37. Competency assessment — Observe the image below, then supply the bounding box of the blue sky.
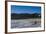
[11,5,41,14]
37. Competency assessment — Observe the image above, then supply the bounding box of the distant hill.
[11,13,41,19]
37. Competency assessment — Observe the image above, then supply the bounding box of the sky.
[11,5,41,14]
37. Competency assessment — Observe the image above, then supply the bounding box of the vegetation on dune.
[11,13,41,19]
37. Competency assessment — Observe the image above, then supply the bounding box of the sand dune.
[11,18,41,28]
